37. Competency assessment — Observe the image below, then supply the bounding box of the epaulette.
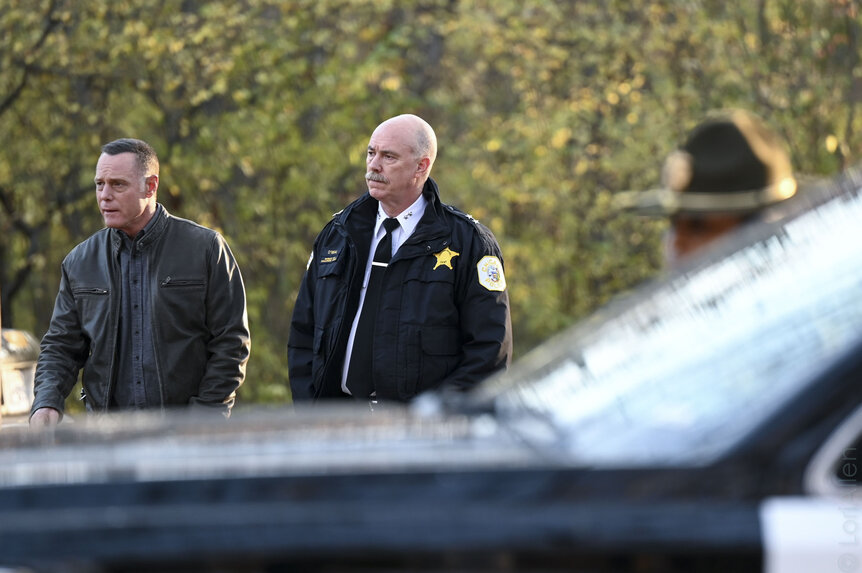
[444,203,480,225]
[443,204,498,253]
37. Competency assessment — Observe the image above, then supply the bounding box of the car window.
[481,169,862,467]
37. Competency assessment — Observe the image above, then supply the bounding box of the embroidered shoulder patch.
[477,256,506,292]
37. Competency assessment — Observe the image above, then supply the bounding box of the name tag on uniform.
[320,249,339,264]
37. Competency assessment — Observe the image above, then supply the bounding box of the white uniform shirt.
[341,194,428,394]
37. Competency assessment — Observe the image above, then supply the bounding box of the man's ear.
[416,157,431,176]
[145,174,159,197]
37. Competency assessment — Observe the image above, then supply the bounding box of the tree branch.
[0,185,35,236]
[0,0,63,117]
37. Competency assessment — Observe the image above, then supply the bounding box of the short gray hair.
[101,138,159,177]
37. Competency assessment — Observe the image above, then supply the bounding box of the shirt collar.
[374,194,428,237]
[116,203,164,246]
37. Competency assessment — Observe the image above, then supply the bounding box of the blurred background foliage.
[1,0,859,406]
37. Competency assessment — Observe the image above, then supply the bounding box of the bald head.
[376,114,437,173]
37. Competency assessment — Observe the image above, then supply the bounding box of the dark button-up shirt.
[113,207,162,409]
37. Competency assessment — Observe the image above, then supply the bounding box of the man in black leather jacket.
[288,114,512,402]
[30,139,250,426]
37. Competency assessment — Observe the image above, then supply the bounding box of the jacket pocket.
[399,259,458,325]
[317,253,346,280]
[403,325,461,398]
[313,255,350,335]
[158,276,207,328]
[72,287,111,333]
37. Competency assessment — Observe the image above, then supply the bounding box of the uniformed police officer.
[288,114,513,403]
[615,109,798,267]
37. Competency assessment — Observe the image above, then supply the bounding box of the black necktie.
[347,217,400,398]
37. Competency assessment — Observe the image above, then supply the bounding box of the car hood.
[0,404,564,488]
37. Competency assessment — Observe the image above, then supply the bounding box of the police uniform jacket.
[288,178,513,402]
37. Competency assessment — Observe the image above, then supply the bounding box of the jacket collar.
[339,178,447,233]
[413,178,450,240]
[110,204,169,254]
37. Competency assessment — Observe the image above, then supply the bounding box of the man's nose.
[367,154,382,171]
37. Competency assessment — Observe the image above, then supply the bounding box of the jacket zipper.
[160,276,204,287]
[149,282,167,411]
[105,265,121,413]
[72,287,109,295]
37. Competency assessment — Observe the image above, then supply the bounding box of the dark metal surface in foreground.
[0,406,766,573]
[0,466,762,572]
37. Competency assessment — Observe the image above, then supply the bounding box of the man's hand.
[29,407,61,429]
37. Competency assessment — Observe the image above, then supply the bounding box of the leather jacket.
[288,178,512,402]
[31,206,250,417]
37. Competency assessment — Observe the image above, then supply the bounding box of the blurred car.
[0,328,39,421]
[0,166,861,573]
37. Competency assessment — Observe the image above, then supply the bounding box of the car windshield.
[478,167,862,467]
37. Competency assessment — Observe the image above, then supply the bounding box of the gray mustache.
[365,172,389,183]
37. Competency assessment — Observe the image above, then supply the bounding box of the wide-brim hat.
[614,110,797,215]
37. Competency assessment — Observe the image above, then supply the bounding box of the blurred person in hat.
[615,110,797,267]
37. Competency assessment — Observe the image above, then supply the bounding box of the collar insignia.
[433,247,460,270]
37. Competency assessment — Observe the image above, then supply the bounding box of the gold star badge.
[433,247,460,270]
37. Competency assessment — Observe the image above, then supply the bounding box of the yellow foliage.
[551,128,572,149]
[381,76,402,91]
